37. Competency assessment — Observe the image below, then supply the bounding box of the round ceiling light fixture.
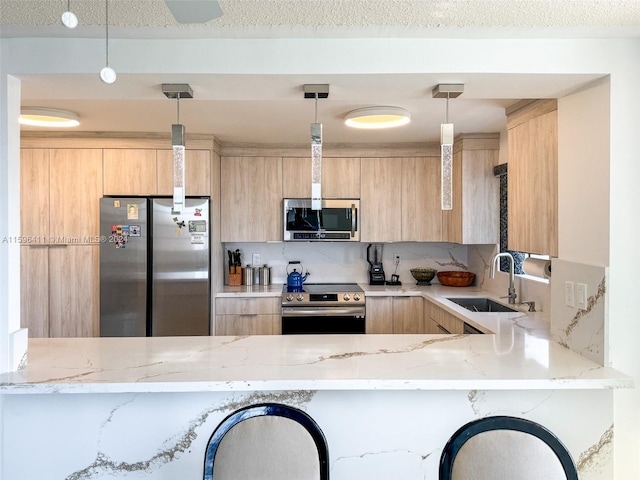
[19,108,80,128]
[344,106,411,129]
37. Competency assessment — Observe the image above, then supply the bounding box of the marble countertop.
[0,283,631,395]
[1,281,632,394]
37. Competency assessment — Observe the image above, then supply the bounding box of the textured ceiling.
[2,1,638,143]
[2,0,640,38]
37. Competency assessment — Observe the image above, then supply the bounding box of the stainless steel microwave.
[283,198,360,241]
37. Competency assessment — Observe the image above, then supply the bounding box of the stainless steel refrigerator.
[100,197,210,336]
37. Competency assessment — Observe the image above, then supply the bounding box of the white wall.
[558,77,610,266]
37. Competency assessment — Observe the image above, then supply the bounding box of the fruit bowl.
[437,271,475,287]
[410,268,437,285]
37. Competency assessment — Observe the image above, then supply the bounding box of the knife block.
[228,266,243,286]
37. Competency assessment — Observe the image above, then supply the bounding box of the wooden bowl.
[410,268,437,285]
[437,271,475,287]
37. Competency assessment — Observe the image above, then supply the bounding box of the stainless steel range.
[281,283,366,334]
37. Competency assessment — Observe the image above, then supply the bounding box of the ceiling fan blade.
[164,0,223,23]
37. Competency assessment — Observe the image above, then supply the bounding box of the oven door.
[281,306,366,334]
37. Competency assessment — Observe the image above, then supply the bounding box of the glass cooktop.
[283,283,363,294]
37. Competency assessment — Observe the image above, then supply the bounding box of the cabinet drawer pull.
[437,324,451,334]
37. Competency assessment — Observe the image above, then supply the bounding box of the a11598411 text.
[1,236,108,244]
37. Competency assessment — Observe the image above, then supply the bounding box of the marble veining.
[435,251,468,271]
[563,276,606,338]
[576,425,613,478]
[550,260,608,365]
[312,335,466,364]
[66,390,316,480]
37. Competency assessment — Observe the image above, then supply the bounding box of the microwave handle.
[351,203,356,238]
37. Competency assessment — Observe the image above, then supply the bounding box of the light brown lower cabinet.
[425,299,464,334]
[366,296,424,334]
[21,244,99,338]
[215,297,281,335]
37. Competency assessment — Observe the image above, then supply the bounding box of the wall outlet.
[252,253,261,266]
[565,281,575,307]
[393,253,401,265]
[576,283,588,309]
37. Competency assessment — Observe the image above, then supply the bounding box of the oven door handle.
[282,307,365,317]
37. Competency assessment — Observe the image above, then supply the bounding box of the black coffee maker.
[367,243,386,285]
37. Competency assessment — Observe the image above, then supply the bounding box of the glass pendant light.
[304,84,329,210]
[433,84,464,211]
[162,84,193,214]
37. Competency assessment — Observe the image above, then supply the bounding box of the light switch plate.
[576,283,588,309]
[565,281,575,307]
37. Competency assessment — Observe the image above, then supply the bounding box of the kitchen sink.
[446,297,518,313]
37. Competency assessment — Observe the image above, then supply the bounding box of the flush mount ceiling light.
[19,108,80,128]
[304,84,329,210]
[344,106,411,129]
[433,84,464,211]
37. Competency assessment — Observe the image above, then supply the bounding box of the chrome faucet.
[490,252,517,304]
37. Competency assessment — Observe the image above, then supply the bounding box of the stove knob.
[286,294,294,302]
[353,294,361,302]
[296,294,304,301]
[343,294,351,301]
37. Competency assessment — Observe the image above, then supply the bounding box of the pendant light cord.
[105,0,110,67]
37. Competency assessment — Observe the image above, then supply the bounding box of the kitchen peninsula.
[1,286,630,480]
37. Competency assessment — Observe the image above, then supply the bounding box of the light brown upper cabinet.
[443,135,500,245]
[401,156,442,242]
[50,149,103,241]
[506,100,558,256]
[282,157,361,198]
[361,156,442,242]
[157,149,211,196]
[103,149,157,195]
[220,156,283,242]
[360,157,403,242]
[21,148,103,242]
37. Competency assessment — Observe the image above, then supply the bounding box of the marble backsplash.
[223,242,470,286]
[549,259,608,366]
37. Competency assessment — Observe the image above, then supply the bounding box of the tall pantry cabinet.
[20,148,102,337]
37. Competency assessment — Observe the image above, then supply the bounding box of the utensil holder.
[228,266,243,286]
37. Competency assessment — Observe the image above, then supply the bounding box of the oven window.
[282,315,365,335]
